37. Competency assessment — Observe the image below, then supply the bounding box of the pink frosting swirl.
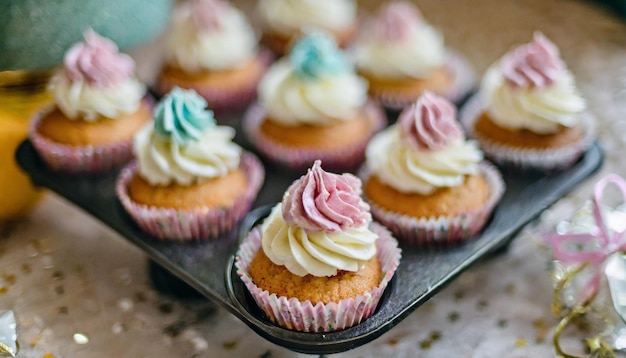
[282,160,371,233]
[64,29,135,88]
[375,1,422,42]
[398,92,463,151]
[191,0,227,32]
[500,32,565,88]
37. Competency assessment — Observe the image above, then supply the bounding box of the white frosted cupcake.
[257,0,358,54]
[157,0,272,113]
[361,92,505,245]
[30,29,151,174]
[116,87,264,240]
[352,1,474,108]
[460,32,594,171]
[235,160,401,332]
[243,32,386,171]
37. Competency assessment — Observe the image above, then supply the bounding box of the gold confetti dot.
[453,290,465,301]
[223,340,238,350]
[448,311,460,322]
[21,264,31,274]
[387,338,399,346]
[3,274,16,285]
[43,353,55,358]
[30,335,41,347]
[515,338,528,347]
[0,286,7,295]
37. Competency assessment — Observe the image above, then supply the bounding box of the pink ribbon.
[545,174,626,302]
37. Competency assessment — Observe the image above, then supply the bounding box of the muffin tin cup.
[234,222,401,333]
[359,162,505,246]
[29,107,137,175]
[243,101,387,172]
[155,49,274,113]
[460,94,596,172]
[369,50,476,110]
[115,151,265,241]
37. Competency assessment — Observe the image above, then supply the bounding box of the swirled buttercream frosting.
[366,93,482,194]
[261,160,378,277]
[135,88,241,186]
[49,29,145,121]
[258,32,368,125]
[354,1,446,80]
[167,0,257,72]
[258,0,356,35]
[481,32,587,134]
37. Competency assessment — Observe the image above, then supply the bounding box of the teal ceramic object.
[0,0,173,71]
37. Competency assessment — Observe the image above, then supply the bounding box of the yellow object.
[0,70,53,221]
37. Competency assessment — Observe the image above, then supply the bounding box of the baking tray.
[16,137,603,355]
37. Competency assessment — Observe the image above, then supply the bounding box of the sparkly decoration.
[73,333,89,345]
[0,311,18,357]
[545,174,626,357]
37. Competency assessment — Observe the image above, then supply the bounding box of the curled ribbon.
[545,173,626,303]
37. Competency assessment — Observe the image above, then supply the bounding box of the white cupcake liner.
[368,50,476,110]
[359,162,505,246]
[235,222,401,332]
[115,152,265,241]
[459,94,596,171]
[29,101,152,175]
[243,101,387,172]
[156,49,274,113]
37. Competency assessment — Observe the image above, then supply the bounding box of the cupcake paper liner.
[459,94,596,172]
[156,49,273,113]
[235,222,401,332]
[360,162,505,246]
[369,50,476,110]
[30,106,140,175]
[243,101,387,172]
[115,152,265,241]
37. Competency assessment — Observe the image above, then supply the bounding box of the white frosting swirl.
[49,73,145,121]
[134,123,242,186]
[167,1,258,73]
[366,126,483,194]
[259,60,368,125]
[258,0,356,35]
[481,63,587,134]
[354,23,446,80]
[261,203,378,277]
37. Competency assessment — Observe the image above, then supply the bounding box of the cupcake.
[116,87,264,240]
[235,160,401,332]
[352,1,474,108]
[30,29,151,174]
[460,32,594,171]
[157,0,272,113]
[243,32,386,171]
[360,92,505,245]
[257,0,358,55]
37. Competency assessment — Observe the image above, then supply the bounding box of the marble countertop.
[3,0,626,357]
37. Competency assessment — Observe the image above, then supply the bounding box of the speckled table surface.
[3,0,626,357]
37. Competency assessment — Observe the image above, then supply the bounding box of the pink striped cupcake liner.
[29,106,145,175]
[156,49,274,113]
[359,162,505,246]
[459,94,596,172]
[243,101,387,172]
[369,50,476,109]
[115,152,265,241]
[235,222,401,332]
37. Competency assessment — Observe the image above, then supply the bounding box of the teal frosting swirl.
[154,87,215,145]
[289,32,351,79]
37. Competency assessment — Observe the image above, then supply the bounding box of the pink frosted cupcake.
[157,0,272,113]
[360,92,505,245]
[30,29,151,174]
[460,32,595,171]
[235,160,401,332]
[243,32,386,171]
[116,87,264,240]
[352,1,475,108]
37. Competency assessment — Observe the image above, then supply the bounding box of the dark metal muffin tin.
[16,134,602,354]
